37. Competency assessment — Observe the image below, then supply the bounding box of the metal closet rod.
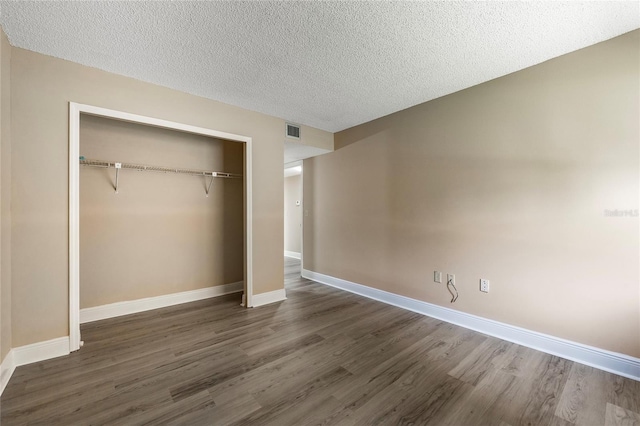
[79,158,242,196]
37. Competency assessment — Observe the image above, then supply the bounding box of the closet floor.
[1,258,638,425]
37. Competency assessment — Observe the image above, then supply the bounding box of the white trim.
[13,337,70,366]
[245,137,253,308]
[302,268,640,381]
[0,336,71,396]
[77,104,252,143]
[251,289,287,307]
[80,282,244,324]
[0,350,15,396]
[284,250,301,259]
[69,102,253,349]
[69,102,80,352]
[299,162,304,266]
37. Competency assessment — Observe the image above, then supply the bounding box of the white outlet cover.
[480,279,490,293]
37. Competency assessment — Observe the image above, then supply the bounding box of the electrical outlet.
[447,274,455,286]
[480,279,490,293]
[434,271,442,283]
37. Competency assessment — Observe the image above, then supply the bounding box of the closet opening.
[69,103,253,352]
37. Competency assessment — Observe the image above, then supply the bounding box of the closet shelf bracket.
[205,174,214,197]
[114,162,121,194]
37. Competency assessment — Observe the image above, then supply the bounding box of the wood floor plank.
[112,389,215,426]
[1,258,636,425]
[210,333,360,407]
[547,415,578,426]
[418,323,487,368]
[228,367,353,426]
[114,346,248,395]
[300,401,356,426]
[332,327,462,407]
[608,375,640,413]
[339,316,441,375]
[447,337,516,386]
[169,333,325,402]
[508,354,572,426]
[604,402,640,426]
[386,374,474,425]
[0,378,117,424]
[500,344,547,378]
[169,393,261,426]
[441,366,522,425]
[555,363,609,425]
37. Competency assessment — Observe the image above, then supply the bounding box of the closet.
[78,114,244,316]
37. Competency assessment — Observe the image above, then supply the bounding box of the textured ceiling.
[0,1,638,133]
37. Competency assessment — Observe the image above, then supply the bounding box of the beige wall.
[295,127,333,152]
[304,30,640,357]
[10,47,332,347]
[284,174,302,254]
[0,29,11,362]
[79,115,243,308]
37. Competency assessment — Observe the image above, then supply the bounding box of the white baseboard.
[302,269,640,381]
[0,336,70,397]
[251,289,287,307]
[284,251,301,259]
[14,336,70,366]
[80,281,244,324]
[0,350,15,396]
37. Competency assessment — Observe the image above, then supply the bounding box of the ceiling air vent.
[286,123,301,140]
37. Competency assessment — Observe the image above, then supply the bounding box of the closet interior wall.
[79,114,244,309]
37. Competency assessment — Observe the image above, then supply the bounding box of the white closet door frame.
[69,102,253,352]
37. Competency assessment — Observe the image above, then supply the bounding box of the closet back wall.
[79,115,243,308]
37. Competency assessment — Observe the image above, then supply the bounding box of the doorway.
[284,162,302,280]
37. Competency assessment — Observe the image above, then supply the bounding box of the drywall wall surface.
[284,174,302,254]
[0,28,11,361]
[79,115,243,308]
[304,30,640,357]
[291,124,333,152]
[9,47,331,347]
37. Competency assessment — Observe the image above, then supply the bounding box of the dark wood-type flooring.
[1,257,638,425]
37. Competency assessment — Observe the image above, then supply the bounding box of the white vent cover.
[286,123,301,140]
